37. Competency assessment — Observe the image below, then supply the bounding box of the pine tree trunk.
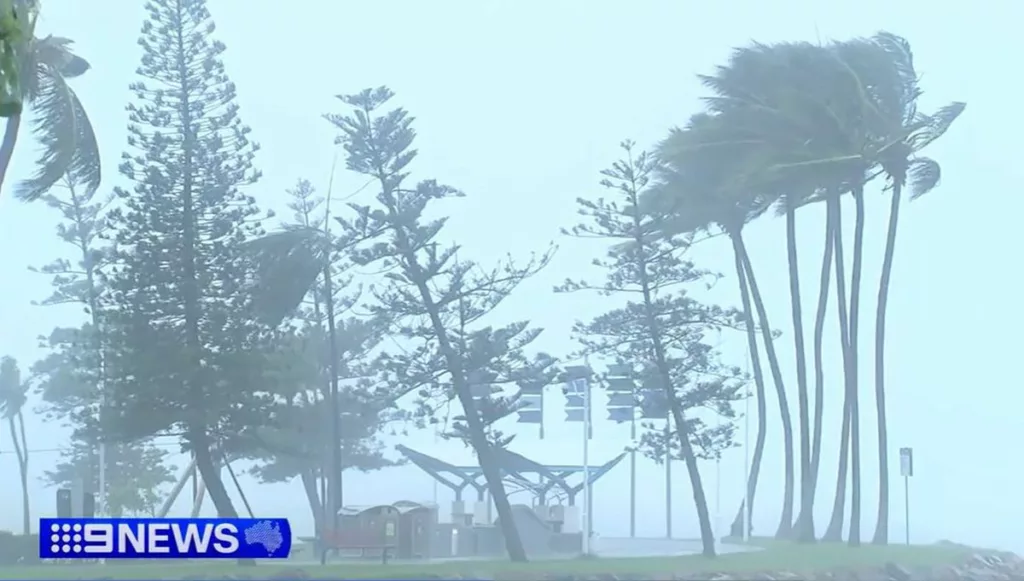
[412,274,528,561]
[871,183,901,545]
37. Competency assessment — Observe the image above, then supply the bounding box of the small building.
[392,500,438,559]
[335,504,399,558]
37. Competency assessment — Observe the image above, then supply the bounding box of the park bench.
[317,528,395,564]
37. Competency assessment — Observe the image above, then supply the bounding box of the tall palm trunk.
[795,206,834,537]
[823,197,852,542]
[846,185,866,547]
[871,181,901,544]
[740,245,795,538]
[786,207,814,542]
[728,232,769,539]
[0,114,20,195]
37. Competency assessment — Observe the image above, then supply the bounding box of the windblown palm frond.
[906,157,941,200]
[646,113,780,236]
[242,227,330,326]
[13,35,99,201]
[698,37,906,205]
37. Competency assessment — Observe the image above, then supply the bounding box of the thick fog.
[1,0,1021,554]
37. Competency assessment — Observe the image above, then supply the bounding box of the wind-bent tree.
[686,34,964,544]
[651,113,794,538]
[329,87,554,561]
[99,0,273,527]
[0,356,30,534]
[0,1,99,200]
[558,141,742,556]
[862,34,964,544]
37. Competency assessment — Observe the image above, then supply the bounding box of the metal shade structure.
[395,444,625,506]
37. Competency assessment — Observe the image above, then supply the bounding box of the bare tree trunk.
[870,183,901,545]
[728,232,768,539]
[741,247,795,539]
[847,186,866,547]
[786,208,814,542]
[823,198,853,542]
[796,210,834,538]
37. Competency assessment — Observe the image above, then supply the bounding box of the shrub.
[0,531,39,564]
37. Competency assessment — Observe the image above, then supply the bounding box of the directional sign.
[606,363,632,376]
[565,408,589,423]
[607,407,635,423]
[564,365,591,380]
[605,377,635,393]
[606,392,637,407]
[518,380,545,395]
[565,394,585,408]
[518,393,542,410]
[517,409,542,424]
[899,447,913,477]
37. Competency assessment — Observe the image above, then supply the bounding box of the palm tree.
[860,33,965,544]
[650,112,793,539]
[0,356,30,534]
[692,36,955,544]
[692,41,871,539]
[0,3,99,201]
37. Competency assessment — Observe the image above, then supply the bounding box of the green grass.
[0,541,977,579]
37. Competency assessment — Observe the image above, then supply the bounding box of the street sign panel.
[899,447,913,477]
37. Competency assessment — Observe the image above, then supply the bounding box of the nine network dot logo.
[48,522,86,555]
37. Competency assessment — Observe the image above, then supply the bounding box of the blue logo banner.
[38,518,292,559]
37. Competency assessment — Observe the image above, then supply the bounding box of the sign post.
[899,447,914,546]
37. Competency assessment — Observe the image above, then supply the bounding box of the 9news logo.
[47,522,87,555]
[39,518,292,559]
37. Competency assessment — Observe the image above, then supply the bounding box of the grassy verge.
[0,541,977,579]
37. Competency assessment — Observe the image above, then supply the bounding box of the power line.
[0,440,185,455]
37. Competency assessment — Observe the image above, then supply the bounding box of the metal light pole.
[581,369,592,556]
[629,412,636,538]
[97,398,106,517]
[715,452,721,552]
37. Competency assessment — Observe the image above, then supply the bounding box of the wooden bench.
[317,528,395,564]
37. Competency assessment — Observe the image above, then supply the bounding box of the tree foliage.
[328,86,557,561]
[97,0,274,522]
[558,141,743,556]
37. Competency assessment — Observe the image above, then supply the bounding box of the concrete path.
[591,536,757,558]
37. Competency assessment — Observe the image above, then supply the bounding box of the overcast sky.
[1,0,1021,553]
